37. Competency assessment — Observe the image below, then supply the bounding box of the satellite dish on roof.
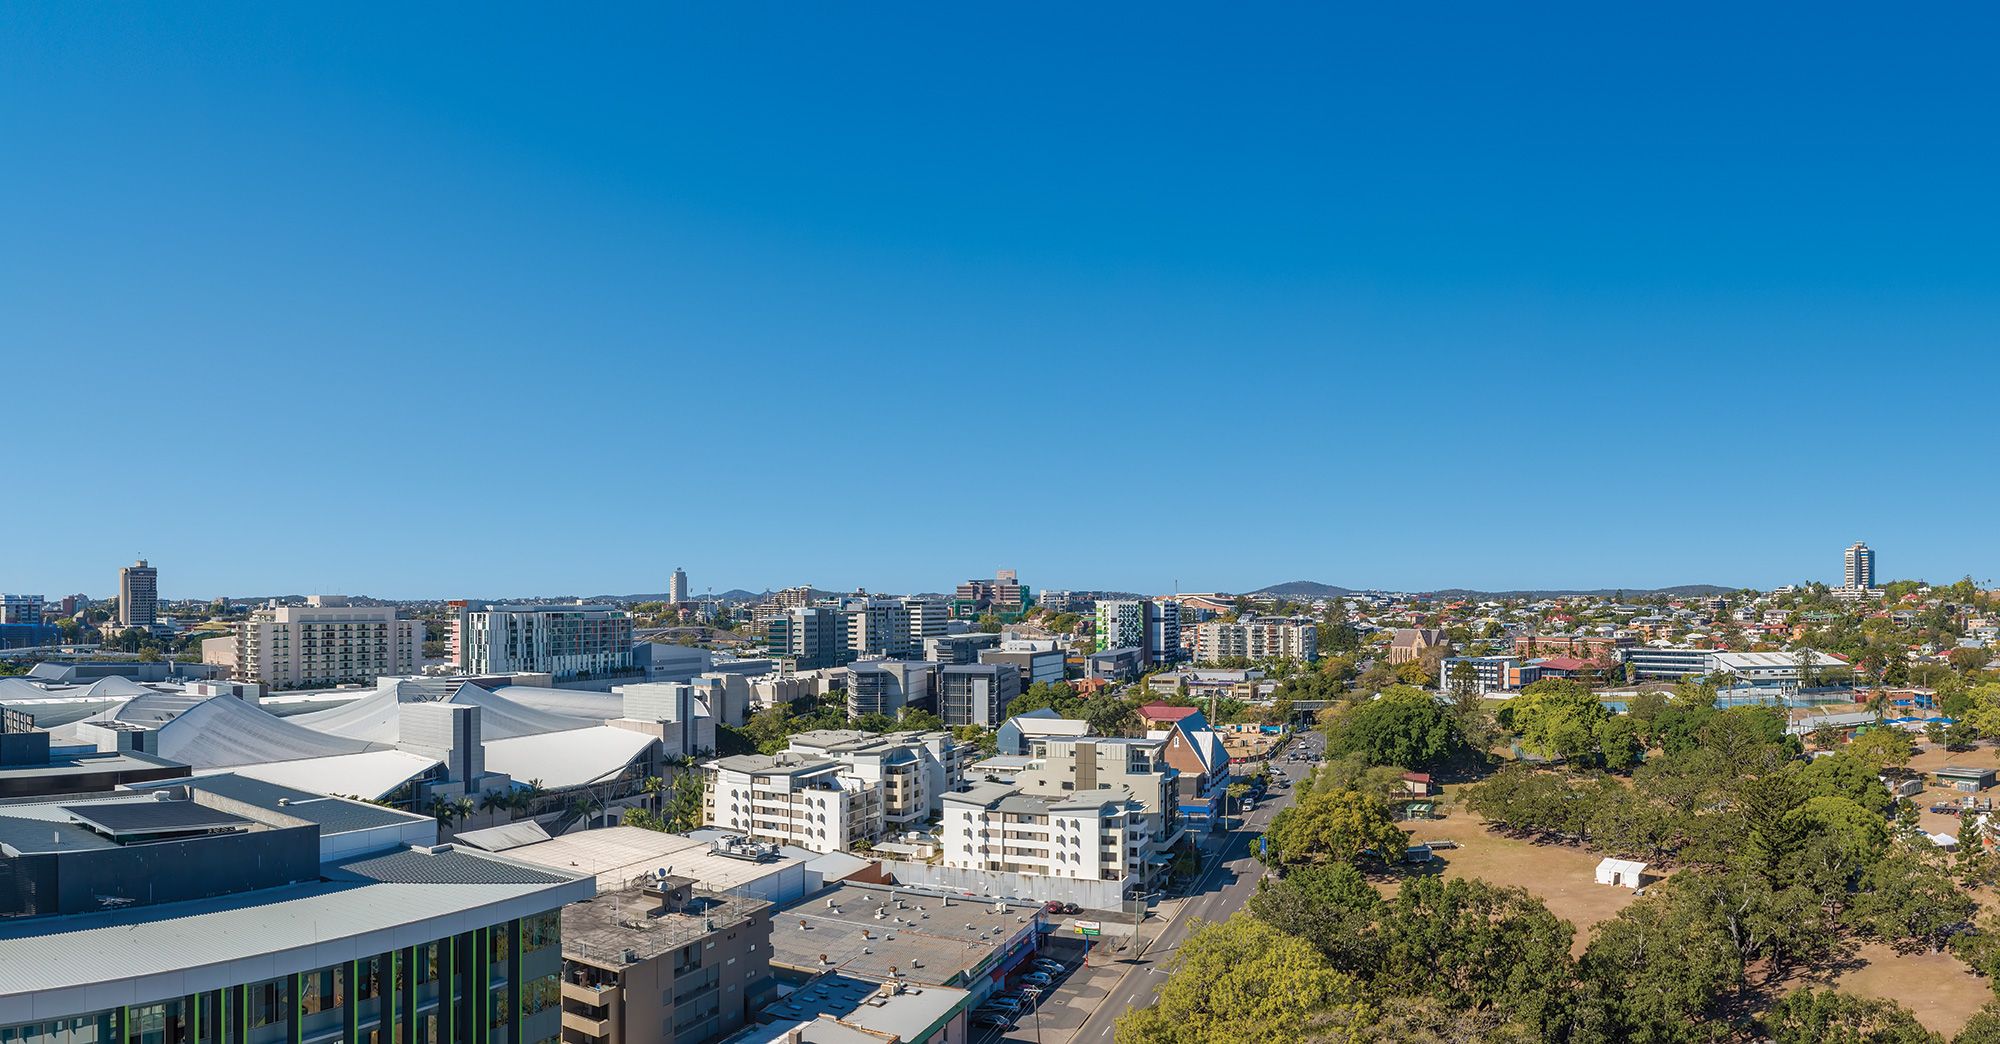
[656,867,668,880]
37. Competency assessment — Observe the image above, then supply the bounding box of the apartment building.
[0,593,45,626]
[1008,735,1181,888]
[844,660,935,719]
[785,729,968,833]
[1439,655,1522,695]
[923,631,1002,666]
[233,596,425,688]
[841,597,946,662]
[0,784,591,1044]
[937,663,1021,728]
[942,781,1141,883]
[1095,599,1182,666]
[561,875,773,1044]
[119,558,158,628]
[464,603,635,680]
[1193,615,1319,663]
[703,753,884,854]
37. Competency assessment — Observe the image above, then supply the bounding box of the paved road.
[991,730,1322,1044]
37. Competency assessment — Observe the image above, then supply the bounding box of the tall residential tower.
[118,558,158,629]
[1844,542,1875,590]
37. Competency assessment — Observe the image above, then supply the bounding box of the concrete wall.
[878,860,1126,910]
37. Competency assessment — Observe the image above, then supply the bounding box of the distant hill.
[1423,584,1736,600]
[1252,580,1360,598]
[1251,580,1736,600]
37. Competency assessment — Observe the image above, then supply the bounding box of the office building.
[1845,542,1876,590]
[463,603,635,680]
[118,558,158,629]
[844,660,935,719]
[703,754,884,854]
[669,567,689,605]
[1193,615,1318,663]
[765,881,1036,1008]
[233,597,426,689]
[979,642,1066,687]
[1616,646,1716,681]
[922,632,1001,666]
[937,663,1020,728]
[1438,655,1523,695]
[765,606,845,671]
[0,594,45,626]
[1084,647,1143,682]
[0,784,592,1044]
[560,875,773,1044]
[953,570,1026,616]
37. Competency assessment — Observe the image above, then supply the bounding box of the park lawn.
[1831,941,1993,1038]
[1376,799,1646,955]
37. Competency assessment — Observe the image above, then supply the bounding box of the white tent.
[1595,857,1648,889]
[1929,831,1960,849]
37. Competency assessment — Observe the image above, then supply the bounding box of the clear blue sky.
[6,4,1999,599]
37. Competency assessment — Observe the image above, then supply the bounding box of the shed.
[1933,766,1997,793]
[1594,857,1648,890]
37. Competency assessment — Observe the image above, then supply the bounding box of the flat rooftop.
[564,885,770,968]
[769,881,1041,987]
[500,825,809,894]
[745,974,968,1044]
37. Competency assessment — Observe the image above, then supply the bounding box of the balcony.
[560,1010,610,1040]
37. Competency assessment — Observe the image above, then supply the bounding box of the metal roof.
[61,800,251,837]
[162,774,430,834]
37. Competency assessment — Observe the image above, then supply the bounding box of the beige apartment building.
[232,596,425,688]
[562,875,774,1044]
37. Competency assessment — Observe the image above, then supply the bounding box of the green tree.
[1266,787,1408,866]
[1580,892,1744,1044]
[1246,862,1383,974]
[1503,680,1607,761]
[1373,876,1578,1038]
[1325,686,1461,769]
[1763,987,1940,1044]
[1847,850,1975,953]
[1955,1003,2000,1044]
[1114,915,1365,1044]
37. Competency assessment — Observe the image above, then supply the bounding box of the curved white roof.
[492,685,624,720]
[292,681,598,743]
[152,696,385,768]
[225,750,443,800]
[484,726,657,790]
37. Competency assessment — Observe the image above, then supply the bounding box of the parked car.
[1032,958,1067,974]
[1044,899,1066,914]
[983,997,1023,1012]
[973,1013,1014,1029]
[1020,971,1055,987]
[1062,901,1081,915]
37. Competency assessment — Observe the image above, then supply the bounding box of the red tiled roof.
[1138,703,1201,721]
[1537,656,1591,671]
[1401,771,1432,783]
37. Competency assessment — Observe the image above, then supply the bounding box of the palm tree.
[428,796,454,827]
[451,798,476,828]
[478,791,509,818]
[641,775,667,816]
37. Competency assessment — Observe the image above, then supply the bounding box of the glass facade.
[1,917,563,1044]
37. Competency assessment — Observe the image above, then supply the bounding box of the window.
[247,980,288,1029]
[489,986,511,1030]
[491,924,512,965]
[522,974,559,1016]
[300,969,339,1016]
[523,911,560,953]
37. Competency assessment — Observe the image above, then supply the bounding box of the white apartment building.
[844,660,936,718]
[703,753,884,854]
[842,597,947,661]
[233,597,425,688]
[462,603,634,680]
[785,729,968,832]
[942,781,1140,883]
[956,735,1182,889]
[0,594,45,626]
[1193,615,1319,663]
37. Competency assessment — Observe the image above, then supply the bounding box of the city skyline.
[14,538,1991,604]
[8,7,2000,598]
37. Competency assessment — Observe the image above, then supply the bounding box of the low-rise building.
[784,729,968,834]
[980,642,1067,687]
[942,781,1142,883]
[766,881,1039,1007]
[560,875,774,1044]
[703,753,883,853]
